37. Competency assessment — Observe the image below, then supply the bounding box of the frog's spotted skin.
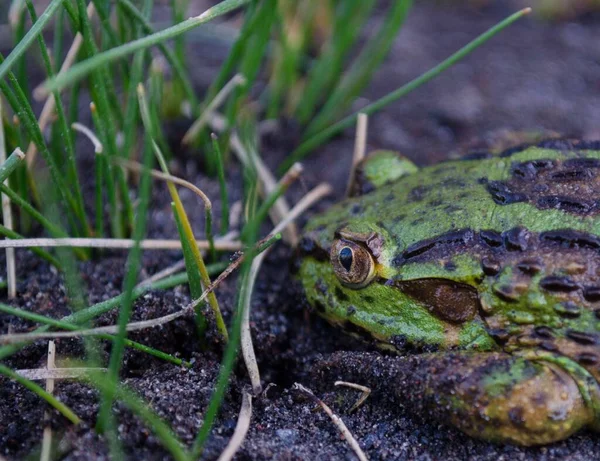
[297,140,600,446]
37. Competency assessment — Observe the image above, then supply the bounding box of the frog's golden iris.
[330,238,375,288]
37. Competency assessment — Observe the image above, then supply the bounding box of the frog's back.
[379,141,600,248]
[383,140,600,382]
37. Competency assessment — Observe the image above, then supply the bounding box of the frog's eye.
[331,239,376,288]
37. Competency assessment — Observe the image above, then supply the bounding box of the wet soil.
[2,1,600,459]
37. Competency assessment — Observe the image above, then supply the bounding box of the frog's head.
[296,151,492,352]
[298,217,491,352]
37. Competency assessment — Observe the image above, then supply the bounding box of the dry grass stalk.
[182,74,247,144]
[40,341,56,461]
[16,367,107,380]
[137,260,187,288]
[135,215,241,288]
[216,392,253,461]
[345,113,368,197]
[293,383,369,461]
[72,122,103,153]
[237,162,304,393]
[0,99,17,298]
[134,229,241,288]
[229,200,243,230]
[334,381,371,413]
[0,237,242,251]
[241,256,264,395]
[240,183,331,394]
[111,157,212,213]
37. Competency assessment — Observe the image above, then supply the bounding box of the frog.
[296,138,600,446]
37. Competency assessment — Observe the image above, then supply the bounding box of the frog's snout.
[291,236,319,276]
[296,236,330,261]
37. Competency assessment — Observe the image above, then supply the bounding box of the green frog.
[297,139,600,446]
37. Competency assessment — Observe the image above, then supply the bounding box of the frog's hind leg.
[316,351,595,446]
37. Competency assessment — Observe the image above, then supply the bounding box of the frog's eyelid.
[335,238,372,258]
[335,228,384,261]
[333,224,350,238]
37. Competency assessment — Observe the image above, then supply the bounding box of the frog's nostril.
[297,237,329,261]
[298,237,316,254]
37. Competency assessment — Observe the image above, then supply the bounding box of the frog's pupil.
[339,247,353,272]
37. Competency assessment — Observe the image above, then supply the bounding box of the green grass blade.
[295,0,376,124]
[88,0,126,128]
[52,5,65,72]
[0,0,64,82]
[90,0,129,75]
[172,203,208,337]
[25,0,90,238]
[240,164,300,241]
[305,0,412,136]
[40,190,123,456]
[190,266,251,457]
[282,7,532,171]
[212,134,229,234]
[118,0,199,112]
[41,0,252,95]
[171,0,189,67]
[149,61,173,160]
[97,125,155,431]
[200,2,258,111]
[12,5,31,100]
[120,0,152,166]
[224,0,277,132]
[138,84,227,341]
[0,58,80,219]
[190,124,259,456]
[0,303,190,367]
[90,104,121,239]
[76,0,132,236]
[0,181,88,261]
[64,264,223,325]
[94,150,104,237]
[0,148,25,183]
[172,208,204,302]
[60,0,79,30]
[0,364,81,424]
[0,182,60,235]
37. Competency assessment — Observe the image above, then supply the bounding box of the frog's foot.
[314,351,595,446]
